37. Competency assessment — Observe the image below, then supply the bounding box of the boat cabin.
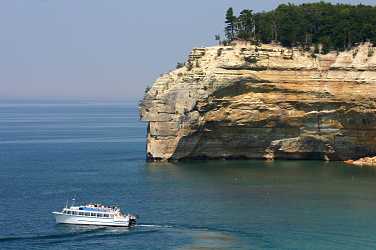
[62,204,123,218]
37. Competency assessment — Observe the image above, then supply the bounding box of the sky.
[0,0,374,101]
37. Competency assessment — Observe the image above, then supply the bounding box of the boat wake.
[136,224,173,228]
[0,222,250,248]
[0,223,176,243]
[0,227,106,242]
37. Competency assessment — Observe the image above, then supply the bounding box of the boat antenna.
[72,196,76,207]
[65,199,69,208]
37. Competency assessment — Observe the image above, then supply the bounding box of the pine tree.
[224,3,376,50]
[237,9,255,41]
[225,7,237,41]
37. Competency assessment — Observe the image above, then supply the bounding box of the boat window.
[97,213,103,217]
[79,212,84,216]
[85,212,90,216]
[73,211,77,215]
[91,213,96,217]
[104,214,109,218]
[67,211,72,215]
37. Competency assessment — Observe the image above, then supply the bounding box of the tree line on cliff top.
[224,2,376,52]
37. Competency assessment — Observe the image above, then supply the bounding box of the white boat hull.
[53,212,133,227]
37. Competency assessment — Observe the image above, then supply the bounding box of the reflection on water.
[145,160,376,249]
[177,230,240,250]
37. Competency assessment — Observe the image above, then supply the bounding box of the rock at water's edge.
[345,157,376,167]
[139,42,376,161]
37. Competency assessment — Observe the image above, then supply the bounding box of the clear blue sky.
[0,0,374,101]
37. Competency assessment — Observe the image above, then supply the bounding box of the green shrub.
[176,62,184,69]
[186,61,193,71]
[368,48,374,57]
[245,56,258,63]
[217,48,223,57]
[144,86,151,94]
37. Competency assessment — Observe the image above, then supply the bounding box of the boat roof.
[80,207,103,212]
[65,204,120,213]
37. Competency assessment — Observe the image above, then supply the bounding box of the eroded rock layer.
[139,42,376,161]
[345,157,376,167]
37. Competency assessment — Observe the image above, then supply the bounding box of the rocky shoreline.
[139,42,376,161]
[345,157,376,167]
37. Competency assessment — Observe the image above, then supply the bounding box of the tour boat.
[52,202,137,227]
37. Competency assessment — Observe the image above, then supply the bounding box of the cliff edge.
[139,42,376,161]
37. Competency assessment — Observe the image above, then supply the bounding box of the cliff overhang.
[139,42,376,161]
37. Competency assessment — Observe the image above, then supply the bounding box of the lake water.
[1,101,376,250]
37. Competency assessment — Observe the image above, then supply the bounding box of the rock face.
[345,157,376,167]
[139,42,376,161]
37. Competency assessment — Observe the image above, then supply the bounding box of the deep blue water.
[1,101,376,250]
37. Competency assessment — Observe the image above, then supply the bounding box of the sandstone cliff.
[345,157,376,167]
[139,42,376,161]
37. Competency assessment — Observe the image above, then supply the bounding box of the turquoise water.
[1,101,376,250]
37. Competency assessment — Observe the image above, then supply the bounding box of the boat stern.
[128,214,137,226]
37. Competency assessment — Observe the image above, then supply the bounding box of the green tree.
[319,36,331,54]
[227,2,376,50]
[237,9,255,41]
[225,7,237,41]
[215,34,221,45]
